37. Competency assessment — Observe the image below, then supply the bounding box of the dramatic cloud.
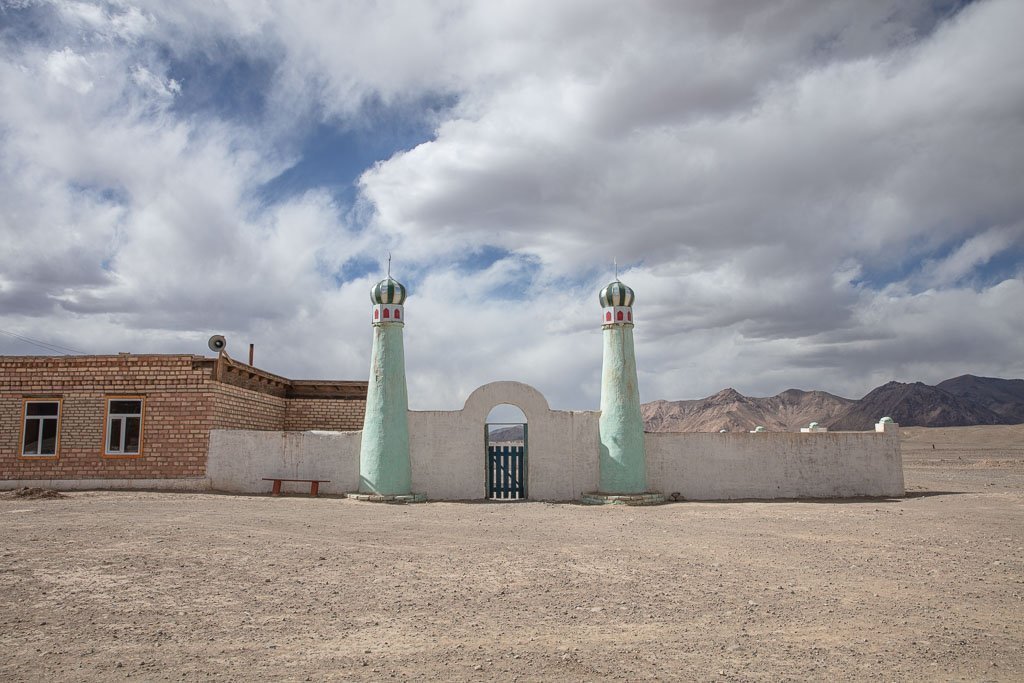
[1,0,1022,409]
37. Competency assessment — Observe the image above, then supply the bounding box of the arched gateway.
[464,382,549,501]
[471,384,547,500]
[461,381,550,424]
[407,381,601,501]
[485,403,528,500]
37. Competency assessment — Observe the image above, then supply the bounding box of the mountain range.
[486,375,1024,438]
[643,375,1024,432]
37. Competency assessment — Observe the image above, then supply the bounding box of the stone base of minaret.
[581,492,666,506]
[347,492,426,504]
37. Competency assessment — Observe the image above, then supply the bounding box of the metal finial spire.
[387,252,392,278]
[614,258,619,281]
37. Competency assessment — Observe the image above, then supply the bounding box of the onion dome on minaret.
[371,276,406,326]
[600,279,635,327]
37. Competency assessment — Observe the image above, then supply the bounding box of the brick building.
[1,353,366,486]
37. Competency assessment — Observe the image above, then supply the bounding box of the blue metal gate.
[487,445,525,499]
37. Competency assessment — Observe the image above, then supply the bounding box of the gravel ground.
[1,425,1022,681]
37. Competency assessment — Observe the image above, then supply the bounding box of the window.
[104,398,144,456]
[21,400,61,457]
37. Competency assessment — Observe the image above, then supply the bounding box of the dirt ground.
[2,426,1022,681]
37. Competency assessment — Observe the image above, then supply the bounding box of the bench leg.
[271,480,282,496]
[310,481,320,497]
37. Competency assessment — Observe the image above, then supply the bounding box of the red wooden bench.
[262,478,330,497]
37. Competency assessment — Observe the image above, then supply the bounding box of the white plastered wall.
[204,381,904,500]
[409,381,600,500]
[645,431,904,500]
[206,430,361,495]
[205,381,600,499]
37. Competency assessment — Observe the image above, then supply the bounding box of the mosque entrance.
[485,404,527,500]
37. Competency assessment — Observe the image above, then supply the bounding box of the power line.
[0,328,87,355]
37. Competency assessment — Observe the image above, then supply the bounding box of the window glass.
[108,419,123,452]
[110,400,141,415]
[125,417,141,452]
[27,402,59,416]
[23,419,41,454]
[41,420,58,454]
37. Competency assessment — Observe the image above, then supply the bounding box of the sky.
[1,0,1022,411]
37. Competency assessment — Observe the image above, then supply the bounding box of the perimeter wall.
[207,381,904,500]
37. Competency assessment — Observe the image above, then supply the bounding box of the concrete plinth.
[581,492,666,506]
[348,492,426,504]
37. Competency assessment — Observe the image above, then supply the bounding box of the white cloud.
[918,224,1023,286]
[130,65,179,98]
[1,0,1022,409]
[57,2,107,29]
[44,47,94,94]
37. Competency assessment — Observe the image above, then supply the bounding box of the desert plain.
[1,424,1022,681]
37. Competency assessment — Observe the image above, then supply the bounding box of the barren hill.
[488,425,524,442]
[489,376,1023,435]
[937,375,1024,423]
[642,376,1023,433]
[826,381,1005,431]
[642,387,853,433]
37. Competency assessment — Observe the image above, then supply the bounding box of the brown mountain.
[492,376,1023,436]
[936,375,1024,423]
[642,387,854,433]
[825,381,1005,430]
[488,425,524,442]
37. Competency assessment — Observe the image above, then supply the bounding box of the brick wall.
[0,355,214,480]
[213,383,287,430]
[285,398,366,431]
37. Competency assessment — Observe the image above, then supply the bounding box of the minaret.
[357,273,413,497]
[596,278,649,495]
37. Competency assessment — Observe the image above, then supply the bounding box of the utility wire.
[0,328,87,355]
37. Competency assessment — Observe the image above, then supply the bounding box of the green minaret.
[357,275,412,496]
[597,279,648,494]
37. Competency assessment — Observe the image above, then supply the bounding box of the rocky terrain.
[644,374,1024,432]
[483,375,1024,435]
[938,374,1024,422]
[643,387,853,433]
[828,380,1004,431]
[487,425,525,442]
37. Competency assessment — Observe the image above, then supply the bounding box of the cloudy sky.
[1,0,1022,410]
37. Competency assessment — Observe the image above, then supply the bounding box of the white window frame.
[104,398,144,456]
[21,399,62,457]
